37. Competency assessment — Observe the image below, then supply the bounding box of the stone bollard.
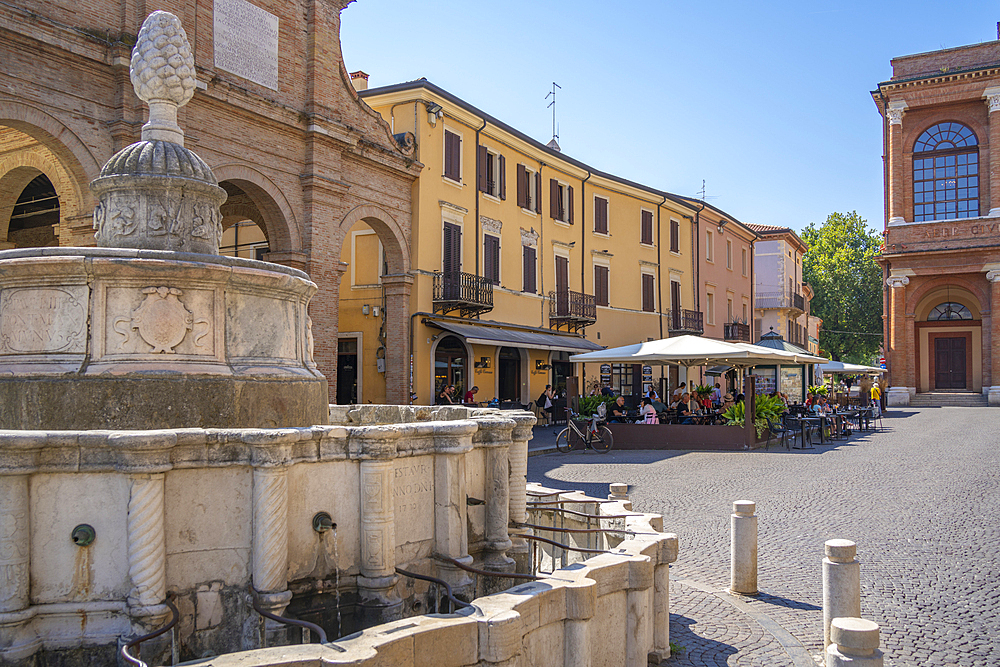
[730,500,757,595]
[609,482,632,510]
[823,539,861,648]
[826,618,883,667]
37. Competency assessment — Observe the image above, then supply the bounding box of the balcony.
[549,290,596,333]
[668,309,704,335]
[723,321,751,342]
[756,291,806,313]
[433,271,494,317]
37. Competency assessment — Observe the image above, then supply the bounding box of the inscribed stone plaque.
[214,0,279,91]
[394,456,434,545]
[0,287,87,354]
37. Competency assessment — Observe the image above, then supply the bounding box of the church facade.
[875,39,1000,405]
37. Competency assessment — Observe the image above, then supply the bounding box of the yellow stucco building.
[343,77,719,406]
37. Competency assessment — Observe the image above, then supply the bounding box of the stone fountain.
[0,10,326,430]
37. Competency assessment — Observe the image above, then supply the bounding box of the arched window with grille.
[912,122,979,222]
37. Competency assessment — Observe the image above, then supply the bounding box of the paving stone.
[528,408,1000,666]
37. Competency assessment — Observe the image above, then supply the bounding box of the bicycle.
[555,405,614,453]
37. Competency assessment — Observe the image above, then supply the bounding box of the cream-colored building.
[750,224,813,346]
[349,78,727,405]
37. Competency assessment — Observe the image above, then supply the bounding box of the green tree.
[800,212,883,363]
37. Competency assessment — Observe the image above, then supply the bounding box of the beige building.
[750,224,812,347]
[351,78,744,405]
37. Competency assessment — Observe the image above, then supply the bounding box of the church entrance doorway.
[934,336,967,389]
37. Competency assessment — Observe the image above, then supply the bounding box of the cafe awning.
[817,360,885,375]
[424,319,603,354]
[569,334,828,367]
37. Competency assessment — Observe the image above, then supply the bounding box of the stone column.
[823,539,861,649]
[0,473,39,663]
[126,474,168,620]
[251,466,292,645]
[649,534,679,663]
[988,271,1000,405]
[984,88,1000,217]
[625,557,654,667]
[730,500,757,595]
[886,276,911,406]
[433,422,476,598]
[886,101,907,226]
[563,580,596,667]
[381,273,413,405]
[354,427,403,627]
[475,417,516,588]
[507,412,535,574]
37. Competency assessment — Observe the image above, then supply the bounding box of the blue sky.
[341,1,999,233]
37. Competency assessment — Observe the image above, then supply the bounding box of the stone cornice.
[877,66,1000,94]
[0,412,532,474]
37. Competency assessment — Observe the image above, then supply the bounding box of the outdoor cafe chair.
[765,417,797,451]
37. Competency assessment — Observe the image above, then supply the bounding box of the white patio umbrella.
[817,360,885,375]
[568,335,825,368]
[732,342,829,366]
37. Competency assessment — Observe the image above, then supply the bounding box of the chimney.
[350,70,369,92]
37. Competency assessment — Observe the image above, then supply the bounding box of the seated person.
[639,398,658,424]
[674,392,695,424]
[437,387,454,405]
[721,392,735,411]
[650,396,668,414]
[609,395,629,423]
[464,385,479,404]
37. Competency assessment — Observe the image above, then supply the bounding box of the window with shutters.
[550,179,573,223]
[444,130,462,183]
[727,297,734,322]
[516,164,541,213]
[484,234,500,285]
[594,264,609,307]
[669,219,680,253]
[641,273,655,312]
[641,210,654,245]
[522,245,537,293]
[442,223,462,275]
[742,247,748,276]
[706,292,715,326]
[478,147,505,199]
[594,197,609,235]
[726,240,733,270]
[705,230,714,262]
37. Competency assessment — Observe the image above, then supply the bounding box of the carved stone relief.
[113,287,210,354]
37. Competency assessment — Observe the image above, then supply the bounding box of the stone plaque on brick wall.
[213,0,279,91]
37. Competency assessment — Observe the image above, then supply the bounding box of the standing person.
[711,383,722,406]
[537,384,555,425]
[871,382,882,414]
[672,382,687,400]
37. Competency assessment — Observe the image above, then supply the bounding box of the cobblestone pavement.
[526,408,1000,666]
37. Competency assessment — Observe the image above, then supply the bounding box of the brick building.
[874,39,1000,406]
[0,0,420,404]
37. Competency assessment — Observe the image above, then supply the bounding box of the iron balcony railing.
[669,309,704,334]
[756,291,806,312]
[723,321,751,342]
[549,290,597,322]
[792,292,805,312]
[433,271,493,316]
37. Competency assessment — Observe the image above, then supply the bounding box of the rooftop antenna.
[698,179,706,200]
[545,82,561,150]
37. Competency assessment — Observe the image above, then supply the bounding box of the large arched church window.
[913,122,979,222]
[926,302,973,321]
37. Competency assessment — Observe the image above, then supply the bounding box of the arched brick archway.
[339,204,410,275]
[337,204,412,404]
[213,165,301,257]
[906,275,988,318]
[0,103,98,246]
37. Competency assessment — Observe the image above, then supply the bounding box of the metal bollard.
[826,618,883,667]
[823,539,861,648]
[730,500,757,595]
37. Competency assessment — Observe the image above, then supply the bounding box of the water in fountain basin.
[332,528,342,638]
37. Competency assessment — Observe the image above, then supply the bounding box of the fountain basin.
[0,247,327,429]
